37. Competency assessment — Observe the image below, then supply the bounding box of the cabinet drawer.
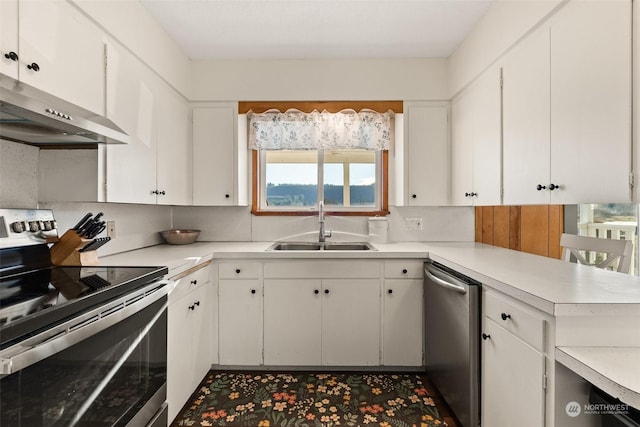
[383,261,423,279]
[484,291,545,352]
[169,261,212,303]
[264,260,380,279]
[218,262,261,279]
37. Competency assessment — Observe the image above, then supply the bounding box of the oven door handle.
[0,279,170,376]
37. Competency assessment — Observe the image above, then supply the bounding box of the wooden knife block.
[50,230,99,266]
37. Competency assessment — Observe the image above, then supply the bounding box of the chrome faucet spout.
[318,201,331,242]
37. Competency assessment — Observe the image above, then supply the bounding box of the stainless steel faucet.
[318,201,332,243]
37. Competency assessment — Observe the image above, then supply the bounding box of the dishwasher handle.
[424,265,468,295]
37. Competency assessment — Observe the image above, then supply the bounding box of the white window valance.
[248,109,393,151]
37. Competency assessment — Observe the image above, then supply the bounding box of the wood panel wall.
[475,205,563,259]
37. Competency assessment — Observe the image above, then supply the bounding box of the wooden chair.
[560,233,633,274]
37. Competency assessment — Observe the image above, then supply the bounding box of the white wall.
[447,0,564,97]
[191,58,448,101]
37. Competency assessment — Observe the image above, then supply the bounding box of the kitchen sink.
[268,242,322,251]
[267,242,376,251]
[323,242,375,251]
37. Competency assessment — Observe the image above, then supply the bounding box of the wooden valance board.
[238,101,403,114]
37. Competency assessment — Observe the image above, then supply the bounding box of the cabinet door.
[471,66,502,206]
[404,103,449,205]
[0,0,18,79]
[263,279,322,365]
[321,279,380,366]
[503,27,551,205]
[218,279,263,365]
[482,318,545,427]
[451,67,502,206]
[451,93,473,206]
[383,279,423,366]
[193,106,237,205]
[550,0,632,204]
[156,86,191,205]
[19,0,104,114]
[167,293,194,422]
[190,284,212,389]
[105,41,157,204]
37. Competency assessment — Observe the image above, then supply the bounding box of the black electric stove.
[0,209,170,427]
[0,209,168,349]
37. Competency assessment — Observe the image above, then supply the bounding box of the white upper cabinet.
[156,83,192,206]
[451,66,502,206]
[403,102,449,206]
[502,26,551,205]
[105,41,191,205]
[451,91,473,206]
[16,0,105,114]
[105,41,157,204]
[0,0,18,80]
[192,105,239,206]
[549,0,632,204]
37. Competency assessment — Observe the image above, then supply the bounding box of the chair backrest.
[560,233,633,274]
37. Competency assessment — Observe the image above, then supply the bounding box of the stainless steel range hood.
[0,76,129,146]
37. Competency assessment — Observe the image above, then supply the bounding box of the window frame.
[251,149,389,216]
[242,100,399,217]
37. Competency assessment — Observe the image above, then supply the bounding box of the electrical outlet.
[107,221,116,238]
[404,217,423,231]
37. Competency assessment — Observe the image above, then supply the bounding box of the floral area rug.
[172,372,448,427]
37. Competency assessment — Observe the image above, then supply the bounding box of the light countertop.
[101,239,640,410]
[556,347,640,409]
[102,240,640,316]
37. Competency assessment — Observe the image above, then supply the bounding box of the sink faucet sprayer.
[318,201,332,243]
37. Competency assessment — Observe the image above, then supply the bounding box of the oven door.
[0,281,169,427]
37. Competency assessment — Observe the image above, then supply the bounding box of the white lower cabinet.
[263,279,322,365]
[263,278,381,366]
[168,263,213,422]
[382,261,424,366]
[482,290,546,427]
[218,259,424,368]
[218,279,263,365]
[383,279,423,366]
[321,279,381,366]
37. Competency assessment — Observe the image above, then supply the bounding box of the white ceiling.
[139,0,493,60]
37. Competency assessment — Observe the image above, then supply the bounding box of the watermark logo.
[565,401,581,417]
[564,400,630,418]
[584,402,630,416]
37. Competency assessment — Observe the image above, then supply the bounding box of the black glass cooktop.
[0,263,168,348]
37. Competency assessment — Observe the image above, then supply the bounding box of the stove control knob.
[11,221,25,233]
[42,221,52,231]
[29,221,40,232]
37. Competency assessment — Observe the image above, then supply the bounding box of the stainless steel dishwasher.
[424,260,481,427]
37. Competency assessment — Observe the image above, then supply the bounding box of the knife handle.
[72,213,93,231]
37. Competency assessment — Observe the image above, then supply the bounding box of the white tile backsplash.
[388,206,475,241]
[0,140,39,208]
[38,202,172,256]
[172,206,252,241]
[172,205,475,243]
